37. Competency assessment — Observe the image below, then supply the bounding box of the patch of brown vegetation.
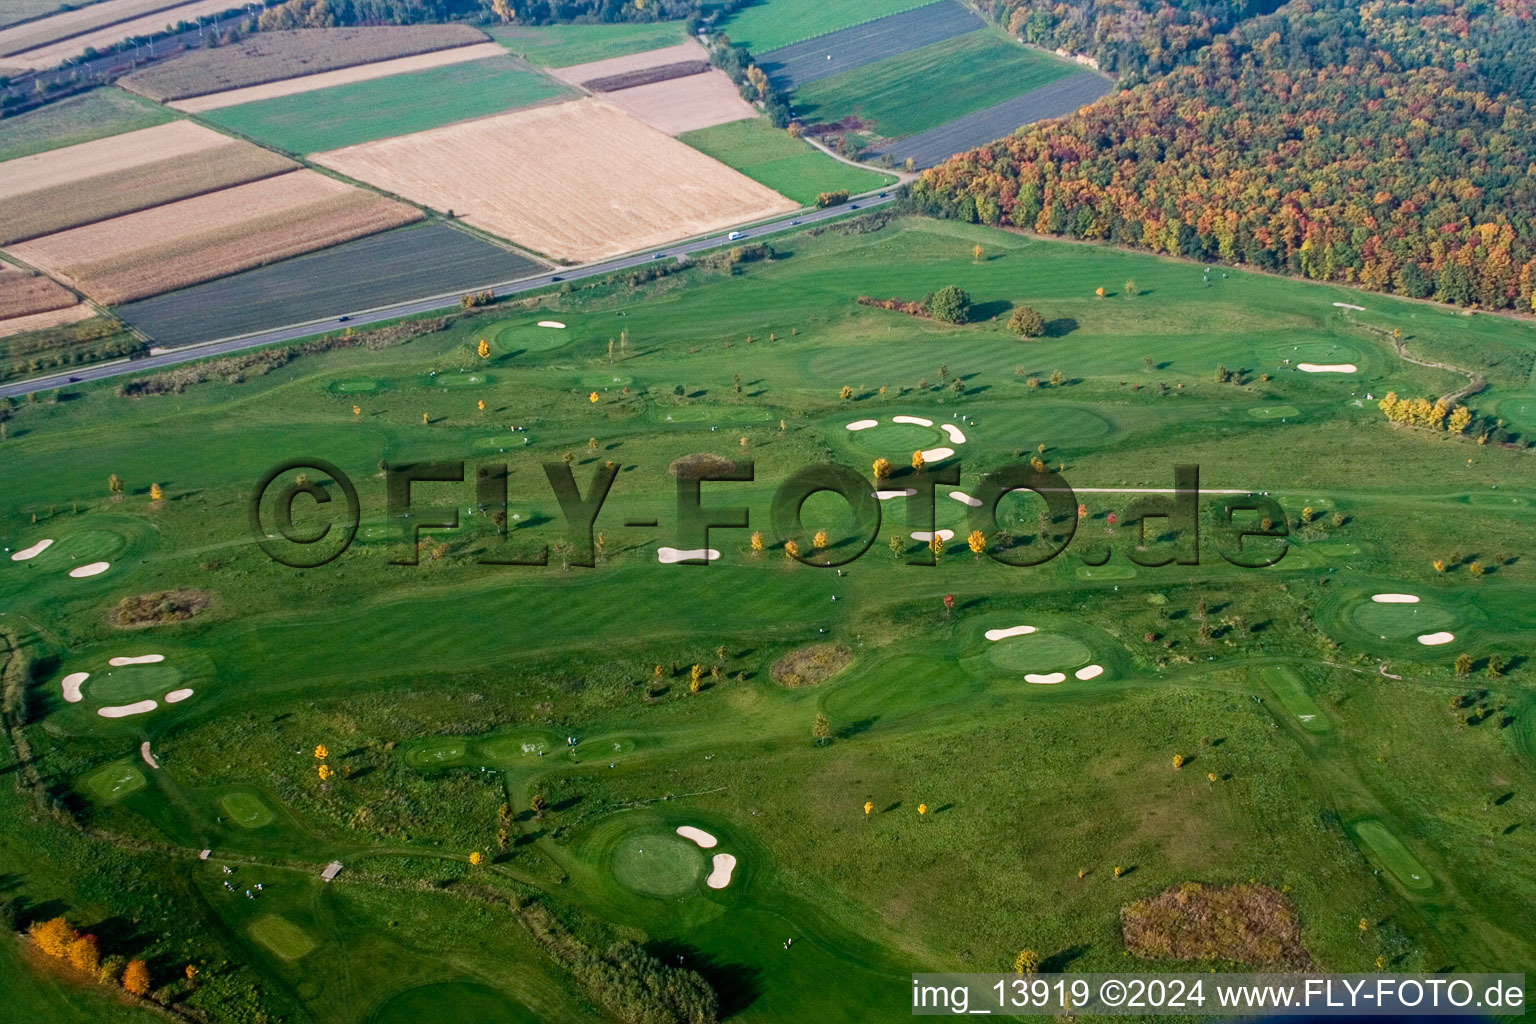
[583,60,709,92]
[667,452,741,480]
[109,589,213,629]
[0,267,74,319]
[1121,882,1310,967]
[771,643,853,687]
[858,295,931,318]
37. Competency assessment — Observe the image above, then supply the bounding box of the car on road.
[850,204,859,209]
[728,231,745,240]
[338,315,350,322]
[652,253,666,259]
[67,376,81,383]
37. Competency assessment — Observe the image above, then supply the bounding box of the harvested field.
[757,0,983,90]
[1,0,86,32]
[0,0,189,56]
[866,71,1113,168]
[117,223,542,347]
[168,41,507,112]
[0,266,76,319]
[121,24,488,101]
[0,303,94,340]
[0,88,173,163]
[314,98,796,262]
[0,120,297,243]
[546,37,705,85]
[604,69,759,135]
[492,21,688,68]
[582,60,709,93]
[4,0,245,69]
[10,170,421,305]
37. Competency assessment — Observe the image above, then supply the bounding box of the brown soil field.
[605,69,759,135]
[168,41,507,112]
[0,0,187,57]
[9,170,421,305]
[0,120,297,243]
[548,39,707,86]
[0,266,76,318]
[0,303,94,340]
[121,24,487,101]
[583,60,710,93]
[5,0,244,69]
[314,98,796,263]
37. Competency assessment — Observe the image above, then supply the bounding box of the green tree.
[1008,306,1046,337]
[927,286,972,324]
[812,712,831,746]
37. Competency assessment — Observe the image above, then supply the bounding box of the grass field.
[490,20,688,67]
[792,28,1077,139]
[679,117,894,204]
[1,214,1534,1020]
[199,54,572,154]
[716,0,938,52]
[0,88,174,163]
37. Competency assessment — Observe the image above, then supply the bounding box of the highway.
[0,192,897,399]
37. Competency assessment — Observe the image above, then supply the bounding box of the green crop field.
[716,0,938,52]
[0,87,174,162]
[490,20,689,67]
[792,29,1078,139]
[679,118,894,204]
[198,56,573,154]
[1,214,1533,1021]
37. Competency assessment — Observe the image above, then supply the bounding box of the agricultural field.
[199,54,573,154]
[313,97,798,262]
[0,88,173,163]
[679,117,895,204]
[119,24,490,101]
[0,0,245,70]
[0,0,193,56]
[0,0,101,31]
[601,69,758,135]
[545,37,707,86]
[490,19,688,68]
[0,119,297,243]
[0,213,1533,1022]
[7,169,421,304]
[755,0,983,90]
[0,312,141,381]
[0,265,76,321]
[715,0,938,52]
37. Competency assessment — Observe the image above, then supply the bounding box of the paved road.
[0,192,897,399]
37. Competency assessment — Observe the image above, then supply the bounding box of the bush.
[816,190,850,208]
[1008,306,1045,337]
[926,286,971,325]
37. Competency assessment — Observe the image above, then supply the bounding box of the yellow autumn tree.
[68,934,100,974]
[29,916,74,958]
[352,405,361,416]
[750,531,764,553]
[469,851,484,867]
[588,392,599,404]
[911,450,925,470]
[839,385,853,401]
[929,535,944,558]
[1448,406,1472,433]
[784,539,799,560]
[314,744,328,759]
[917,803,928,817]
[318,764,334,781]
[1095,286,1106,298]
[1172,754,1185,769]
[967,529,986,556]
[813,529,829,550]
[478,400,485,412]
[149,483,163,501]
[122,959,150,996]
[1013,949,1039,975]
[872,458,891,480]
[690,664,703,687]
[972,244,984,263]
[477,339,490,358]
[863,801,873,816]
[1433,559,1446,572]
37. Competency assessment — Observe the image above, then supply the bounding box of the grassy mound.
[771,643,853,687]
[1121,883,1309,966]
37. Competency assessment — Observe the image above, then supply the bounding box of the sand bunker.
[1372,594,1420,604]
[1333,302,1365,311]
[1297,363,1357,373]
[1025,672,1067,685]
[675,825,718,848]
[919,447,955,462]
[69,562,110,577]
[1417,632,1455,645]
[846,419,878,431]
[657,547,721,563]
[911,529,954,543]
[949,491,981,507]
[140,741,159,769]
[706,852,737,889]
[941,423,967,443]
[165,688,194,703]
[537,320,566,328]
[109,654,165,666]
[61,671,88,703]
[892,415,932,426]
[1075,664,1105,680]
[874,488,916,500]
[11,539,53,561]
[99,700,157,718]
[985,625,1037,641]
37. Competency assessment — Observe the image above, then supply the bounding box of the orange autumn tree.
[122,959,151,996]
[29,916,75,958]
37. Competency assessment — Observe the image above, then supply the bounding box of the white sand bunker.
[920,447,955,462]
[140,741,159,769]
[941,423,966,444]
[1418,632,1455,646]
[1075,664,1105,681]
[657,547,720,564]
[1372,594,1420,604]
[536,320,566,328]
[706,853,737,889]
[11,538,53,561]
[985,625,1037,641]
[1297,363,1357,373]
[109,654,164,666]
[874,488,916,500]
[69,561,110,578]
[892,415,932,426]
[99,700,157,718]
[911,529,954,543]
[1025,672,1067,685]
[675,826,718,848]
[949,490,981,507]
[1333,302,1365,311]
[165,688,194,703]
[61,671,88,703]
[845,419,878,431]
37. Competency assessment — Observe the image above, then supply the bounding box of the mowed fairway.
[0,120,296,243]
[490,20,687,67]
[717,0,938,52]
[201,54,573,154]
[314,97,798,262]
[680,117,894,204]
[793,29,1077,139]
[8,170,421,304]
[0,88,173,162]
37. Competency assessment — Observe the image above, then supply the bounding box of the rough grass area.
[717,0,937,52]
[667,452,741,479]
[1121,883,1310,966]
[109,588,214,629]
[0,88,173,163]
[771,642,853,686]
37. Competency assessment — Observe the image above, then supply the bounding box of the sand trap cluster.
[1297,363,1357,373]
[61,672,88,703]
[110,654,164,666]
[11,539,53,560]
[675,826,717,848]
[69,561,111,578]
[1417,632,1455,646]
[99,700,158,718]
[1372,594,1419,604]
[63,654,199,717]
[657,546,721,564]
[706,853,737,889]
[985,625,1037,641]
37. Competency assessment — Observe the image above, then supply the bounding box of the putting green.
[427,372,492,388]
[843,421,941,456]
[329,378,385,395]
[492,320,576,353]
[1249,405,1302,420]
[987,632,1092,673]
[80,760,146,802]
[248,914,316,960]
[89,663,183,703]
[1352,820,1434,892]
[370,982,536,1024]
[610,831,704,898]
[1349,601,1454,639]
[404,738,468,767]
[1259,665,1330,732]
[1075,563,1136,581]
[479,731,559,762]
[219,790,276,829]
